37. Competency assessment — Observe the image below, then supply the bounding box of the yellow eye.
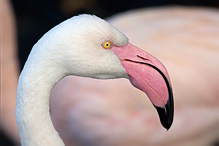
[102,41,111,49]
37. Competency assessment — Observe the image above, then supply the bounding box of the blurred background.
[1,0,219,145]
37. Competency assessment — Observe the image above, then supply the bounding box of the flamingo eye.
[102,41,111,49]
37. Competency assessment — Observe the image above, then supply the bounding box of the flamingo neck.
[15,45,66,145]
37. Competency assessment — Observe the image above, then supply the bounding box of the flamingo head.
[47,14,174,129]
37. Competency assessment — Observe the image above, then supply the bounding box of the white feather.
[16,14,129,146]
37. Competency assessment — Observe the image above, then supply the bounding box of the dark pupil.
[106,43,109,46]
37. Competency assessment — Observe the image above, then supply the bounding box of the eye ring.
[102,41,112,49]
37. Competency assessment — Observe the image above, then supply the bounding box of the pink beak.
[112,43,174,130]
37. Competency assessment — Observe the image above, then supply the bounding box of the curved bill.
[112,43,174,130]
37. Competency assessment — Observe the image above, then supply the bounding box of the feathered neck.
[15,40,66,145]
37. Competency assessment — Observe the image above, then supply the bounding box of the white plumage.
[15,15,130,146]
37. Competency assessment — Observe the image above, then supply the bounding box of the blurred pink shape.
[50,7,219,146]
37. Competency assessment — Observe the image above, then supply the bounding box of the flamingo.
[15,14,173,145]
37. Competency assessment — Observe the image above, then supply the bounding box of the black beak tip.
[154,99,174,130]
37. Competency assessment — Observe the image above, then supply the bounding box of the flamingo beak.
[112,43,174,130]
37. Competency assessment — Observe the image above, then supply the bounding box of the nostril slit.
[137,55,150,61]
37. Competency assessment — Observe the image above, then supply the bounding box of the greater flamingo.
[15,14,173,145]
